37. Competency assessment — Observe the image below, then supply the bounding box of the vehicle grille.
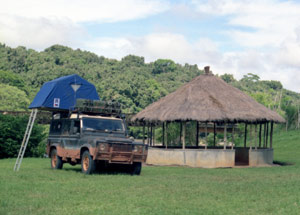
[112,144,132,152]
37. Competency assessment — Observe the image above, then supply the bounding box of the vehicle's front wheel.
[81,151,96,174]
[50,149,63,169]
[131,162,142,175]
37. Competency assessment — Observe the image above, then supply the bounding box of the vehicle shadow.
[273,160,294,166]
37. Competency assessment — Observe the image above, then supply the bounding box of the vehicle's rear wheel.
[50,149,63,169]
[131,162,142,175]
[81,151,95,174]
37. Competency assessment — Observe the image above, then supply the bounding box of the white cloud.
[0,0,169,49]
[0,0,169,23]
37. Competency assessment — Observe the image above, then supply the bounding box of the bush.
[0,114,47,158]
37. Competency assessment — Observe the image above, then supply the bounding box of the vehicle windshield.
[82,118,125,133]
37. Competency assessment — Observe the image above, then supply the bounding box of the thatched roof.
[132,67,285,124]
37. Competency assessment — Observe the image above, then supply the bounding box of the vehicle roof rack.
[71,99,122,117]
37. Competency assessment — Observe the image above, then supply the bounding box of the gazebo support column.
[182,122,186,149]
[255,123,258,150]
[179,122,182,146]
[223,123,227,150]
[263,123,266,148]
[244,123,248,148]
[270,122,274,148]
[259,123,262,148]
[205,123,208,150]
[162,123,165,146]
[249,124,252,151]
[165,122,168,149]
[231,124,234,150]
[150,124,153,146]
[213,123,216,147]
[143,124,145,145]
[152,125,155,146]
[266,123,269,148]
[147,124,150,145]
[196,121,199,147]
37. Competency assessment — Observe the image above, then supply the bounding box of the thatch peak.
[132,67,285,124]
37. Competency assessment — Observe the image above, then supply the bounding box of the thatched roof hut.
[132,67,285,124]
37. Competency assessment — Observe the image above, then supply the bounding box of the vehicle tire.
[131,162,142,175]
[81,151,96,174]
[50,149,63,169]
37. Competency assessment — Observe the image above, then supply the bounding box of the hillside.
[0,43,300,128]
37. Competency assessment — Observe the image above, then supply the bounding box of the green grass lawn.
[1,130,300,215]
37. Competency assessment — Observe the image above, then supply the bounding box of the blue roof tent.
[29,74,100,111]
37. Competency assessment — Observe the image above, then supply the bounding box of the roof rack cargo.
[72,99,122,117]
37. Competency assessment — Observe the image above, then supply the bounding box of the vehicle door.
[61,119,80,158]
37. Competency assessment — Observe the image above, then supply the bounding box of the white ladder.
[14,109,38,171]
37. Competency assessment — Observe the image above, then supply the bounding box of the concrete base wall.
[249,149,273,166]
[146,148,235,168]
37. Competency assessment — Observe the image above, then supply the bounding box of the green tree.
[0,84,30,111]
[0,114,46,158]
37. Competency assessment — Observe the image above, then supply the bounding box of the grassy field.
[1,130,300,215]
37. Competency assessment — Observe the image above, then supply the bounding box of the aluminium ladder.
[14,109,38,171]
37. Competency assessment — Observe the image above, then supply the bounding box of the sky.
[0,0,300,92]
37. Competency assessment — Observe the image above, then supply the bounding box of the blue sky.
[1,0,300,92]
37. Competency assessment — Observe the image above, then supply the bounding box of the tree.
[0,84,30,111]
[0,114,46,158]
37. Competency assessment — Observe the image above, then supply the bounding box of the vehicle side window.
[73,120,80,134]
[62,120,71,135]
[50,120,63,135]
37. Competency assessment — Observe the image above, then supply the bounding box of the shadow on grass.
[273,160,295,166]
[62,164,135,175]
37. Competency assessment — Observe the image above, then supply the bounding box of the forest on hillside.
[0,43,300,129]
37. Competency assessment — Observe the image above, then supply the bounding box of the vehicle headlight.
[98,143,107,151]
[133,145,143,153]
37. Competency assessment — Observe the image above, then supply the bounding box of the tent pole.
[150,124,153,146]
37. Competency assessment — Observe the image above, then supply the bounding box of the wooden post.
[182,121,186,149]
[231,124,234,150]
[213,123,216,147]
[165,122,168,149]
[147,124,150,145]
[259,123,262,148]
[143,124,145,145]
[249,124,252,151]
[150,124,153,146]
[179,122,182,145]
[270,122,274,148]
[153,125,155,146]
[224,123,227,150]
[244,123,248,148]
[263,123,266,148]
[255,123,258,150]
[196,121,199,147]
[162,122,165,146]
[266,122,269,148]
[205,123,208,149]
